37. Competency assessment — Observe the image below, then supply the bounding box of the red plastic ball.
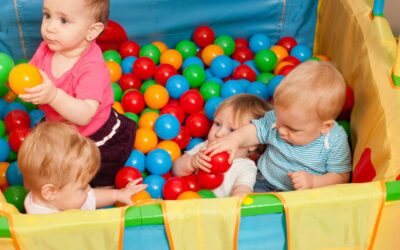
[235,38,249,50]
[115,166,143,189]
[119,40,141,58]
[179,89,204,114]
[182,175,201,192]
[172,126,191,149]
[192,26,215,48]
[209,151,231,174]
[160,103,186,124]
[232,64,257,82]
[133,57,156,80]
[185,113,211,138]
[278,64,296,76]
[196,170,224,189]
[282,56,301,66]
[8,128,30,152]
[96,20,128,52]
[121,89,145,114]
[162,171,172,180]
[119,73,142,92]
[232,47,254,63]
[277,37,298,53]
[342,86,354,112]
[4,110,30,133]
[154,64,177,86]
[162,176,190,200]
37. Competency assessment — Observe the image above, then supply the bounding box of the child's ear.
[41,184,57,201]
[320,119,334,134]
[86,22,105,42]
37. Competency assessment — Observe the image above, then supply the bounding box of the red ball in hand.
[196,170,224,190]
[209,151,231,174]
[115,167,142,189]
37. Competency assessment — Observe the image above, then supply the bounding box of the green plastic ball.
[4,185,28,213]
[112,83,123,101]
[338,120,351,141]
[214,35,235,56]
[0,120,5,137]
[254,49,278,72]
[175,40,197,60]
[0,52,15,85]
[141,107,160,116]
[140,80,157,94]
[16,96,37,112]
[139,44,161,64]
[198,189,217,199]
[103,50,122,64]
[200,81,221,101]
[124,112,139,123]
[15,58,29,65]
[183,64,206,88]
[0,82,8,97]
[257,72,275,85]
[8,150,17,162]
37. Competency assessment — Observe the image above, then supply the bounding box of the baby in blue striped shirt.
[206,61,352,191]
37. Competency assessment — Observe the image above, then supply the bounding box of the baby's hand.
[288,171,315,190]
[190,148,212,172]
[205,137,239,163]
[19,70,58,105]
[115,178,148,205]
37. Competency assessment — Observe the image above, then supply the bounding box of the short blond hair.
[274,60,346,121]
[86,0,109,25]
[18,122,100,191]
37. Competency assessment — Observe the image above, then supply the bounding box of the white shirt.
[186,141,257,197]
[24,188,96,214]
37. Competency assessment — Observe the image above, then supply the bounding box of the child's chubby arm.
[93,178,148,208]
[19,70,99,126]
[172,147,212,176]
[288,171,350,190]
[205,123,259,163]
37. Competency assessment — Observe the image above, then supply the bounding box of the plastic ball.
[133,57,156,80]
[140,79,157,94]
[254,49,278,72]
[106,61,122,82]
[160,49,183,70]
[232,64,257,82]
[139,44,161,64]
[141,107,160,116]
[119,73,142,93]
[115,166,143,189]
[274,61,293,75]
[185,113,211,138]
[282,55,301,66]
[186,137,204,151]
[145,148,172,175]
[112,83,123,101]
[182,175,201,192]
[154,64,177,86]
[165,75,190,99]
[154,114,180,140]
[125,149,146,172]
[175,40,197,59]
[196,170,224,189]
[121,90,145,114]
[200,81,221,101]
[0,53,14,85]
[113,102,125,114]
[249,33,271,53]
[244,60,261,75]
[4,185,28,212]
[134,128,158,153]
[235,38,249,49]
[162,176,190,200]
[221,80,245,99]
[214,35,235,56]
[0,121,5,137]
[103,50,122,64]
[124,112,139,123]
[121,56,137,74]
[28,109,45,128]
[144,175,166,198]
[0,162,9,188]
[0,138,11,162]
[9,64,42,95]
[119,40,140,58]
[144,84,169,109]
[177,191,201,200]
[210,55,234,78]
[209,151,231,174]
[198,189,217,198]
[201,44,224,66]
[182,56,204,70]
[246,81,270,100]
[8,127,30,152]
[131,190,152,203]
[277,37,298,52]
[179,89,204,114]
[6,161,23,186]
[270,45,289,62]
[4,110,30,133]
[290,44,312,62]
[204,97,223,120]
[232,47,254,63]
[172,126,191,149]
[157,140,181,162]
[268,75,285,96]
[183,64,206,88]
[3,101,27,118]
[138,111,159,130]
[278,64,296,76]
[160,103,186,124]
[192,26,215,48]
[152,41,168,53]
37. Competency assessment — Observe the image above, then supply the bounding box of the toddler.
[18,122,147,214]
[19,0,136,187]
[206,61,352,191]
[173,94,270,197]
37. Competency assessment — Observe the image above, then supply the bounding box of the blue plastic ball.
[186,137,204,151]
[221,80,245,99]
[4,102,27,118]
[0,138,10,162]
[210,55,234,78]
[29,109,45,128]
[6,161,23,186]
[154,114,181,140]
[268,75,285,96]
[125,149,146,172]
[249,33,271,53]
[205,68,214,79]
[144,175,166,198]
[0,99,7,119]
[244,60,260,75]
[165,75,190,99]
[121,56,137,74]
[204,97,223,120]
[232,60,241,70]
[182,56,204,70]
[237,79,251,89]
[290,44,312,62]
[207,77,224,85]
[246,81,270,100]
[145,148,172,175]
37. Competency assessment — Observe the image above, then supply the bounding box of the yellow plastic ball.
[106,61,122,82]
[157,140,181,162]
[113,101,125,114]
[177,191,201,200]
[270,45,289,62]
[134,128,158,153]
[138,112,159,130]
[152,41,168,54]
[9,64,42,95]
[201,44,224,66]
[144,84,169,109]
[160,49,183,70]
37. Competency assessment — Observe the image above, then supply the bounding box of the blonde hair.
[18,122,100,191]
[274,60,346,121]
[86,0,109,25]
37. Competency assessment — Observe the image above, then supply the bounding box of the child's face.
[274,104,324,145]
[52,181,90,210]
[208,106,253,158]
[41,0,96,53]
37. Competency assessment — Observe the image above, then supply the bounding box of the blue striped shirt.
[252,110,352,191]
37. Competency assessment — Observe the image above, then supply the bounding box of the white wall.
[385,0,400,35]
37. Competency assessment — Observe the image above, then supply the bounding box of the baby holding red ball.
[173,94,271,197]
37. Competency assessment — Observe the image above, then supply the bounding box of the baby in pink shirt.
[20,0,136,187]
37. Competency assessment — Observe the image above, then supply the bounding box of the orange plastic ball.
[201,44,224,66]
[9,64,43,95]
[138,112,159,130]
[160,49,183,70]
[152,41,168,53]
[177,191,201,200]
[157,140,181,162]
[113,101,125,114]
[144,84,169,109]
[0,162,10,187]
[106,61,122,82]
[3,91,16,102]
[274,61,293,75]
[131,190,152,203]
[134,128,158,153]
[270,45,289,62]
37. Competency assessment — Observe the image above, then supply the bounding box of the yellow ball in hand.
[9,64,42,95]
